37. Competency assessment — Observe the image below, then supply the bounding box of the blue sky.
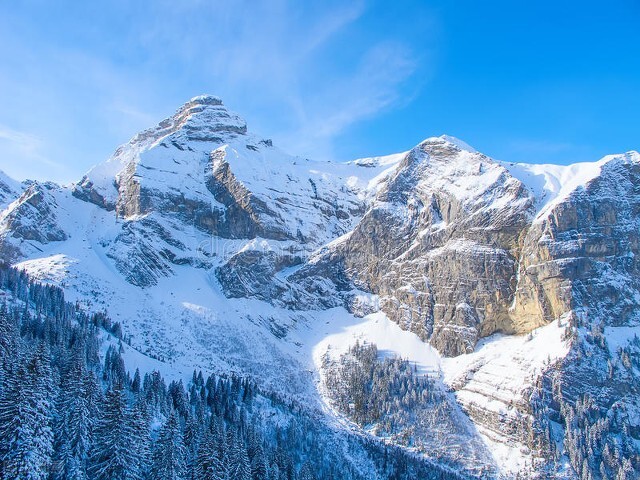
[0,0,638,182]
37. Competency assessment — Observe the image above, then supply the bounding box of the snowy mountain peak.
[137,93,248,146]
[438,134,478,153]
[74,95,254,211]
[186,94,224,106]
[418,135,479,154]
[602,149,640,166]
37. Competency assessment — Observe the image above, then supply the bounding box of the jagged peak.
[405,135,488,171]
[400,135,489,173]
[76,95,251,207]
[186,94,224,106]
[600,150,640,168]
[419,135,479,154]
[125,94,247,151]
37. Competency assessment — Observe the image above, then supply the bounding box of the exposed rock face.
[0,183,68,259]
[435,153,640,478]
[541,155,639,323]
[105,217,180,287]
[205,147,290,240]
[67,100,640,362]
[506,155,639,332]
[292,138,540,355]
[331,139,535,355]
[69,96,372,298]
[522,155,640,476]
[292,144,640,361]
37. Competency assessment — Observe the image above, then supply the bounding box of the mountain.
[0,95,639,479]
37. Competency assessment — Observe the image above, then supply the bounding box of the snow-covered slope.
[0,170,23,211]
[502,155,616,222]
[1,95,639,479]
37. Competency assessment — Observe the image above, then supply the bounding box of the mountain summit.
[1,96,639,478]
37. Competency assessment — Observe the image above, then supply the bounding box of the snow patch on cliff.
[441,317,572,474]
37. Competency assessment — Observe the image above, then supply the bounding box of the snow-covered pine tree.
[184,414,201,480]
[0,302,16,360]
[249,441,269,480]
[195,427,227,480]
[129,398,152,479]
[168,379,189,418]
[213,415,230,480]
[228,435,252,480]
[131,368,141,395]
[150,409,187,480]
[0,343,55,480]
[299,461,316,480]
[52,347,97,480]
[89,383,142,480]
[0,301,17,394]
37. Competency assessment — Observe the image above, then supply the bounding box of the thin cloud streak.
[97,0,421,159]
[152,1,419,159]
[0,126,61,173]
[280,42,419,160]
[0,0,428,181]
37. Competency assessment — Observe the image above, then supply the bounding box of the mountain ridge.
[1,95,639,478]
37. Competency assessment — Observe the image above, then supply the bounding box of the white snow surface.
[502,150,640,221]
[311,310,441,376]
[434,134,479,153]
[13,197,569,476]
[0,170,23,209]
[306,307,573,475]
[442,318,571,470]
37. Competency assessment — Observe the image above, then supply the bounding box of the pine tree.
[131,368,141,394]
[0,302,18,386]
[0,345,55,480]
[196,428,225,480]
[89,384,142,480]
[270,463,281,480]
[617,458,636,480]
[213,416,230,480]
[245,428,268,480]
[184,413,203,480]
[228,436,252,480]
[130,398,152,479]
[52,349,97,480]
[0,302,16,357]
[250,442,269,480]
[299,462,315,480]
[150,410,187,480]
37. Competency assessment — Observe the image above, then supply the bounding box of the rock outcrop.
[0,183,68,260]
[314,138,536,355]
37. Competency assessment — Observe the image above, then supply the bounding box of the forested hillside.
[0,265,460,480]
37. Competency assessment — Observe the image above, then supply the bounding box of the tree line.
[0,266,461,480]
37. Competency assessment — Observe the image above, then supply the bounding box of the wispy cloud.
[282,41,418,159]
[0,0,430,180]
[131,0,421,158]
[0,125,66,180]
